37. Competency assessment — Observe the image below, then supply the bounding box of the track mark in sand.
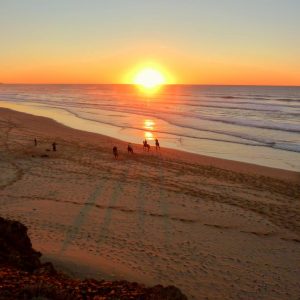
[280,237,300,243]
[96,164,131,249]
[0,125,26,190]
[0,194,197,224]
[0,162,23,191]
[136,179,147,238]
[59,177,108,254]
[134,166,163,282]
[204,223,233,230]
[239,230,276,237]
[157,156,171,247]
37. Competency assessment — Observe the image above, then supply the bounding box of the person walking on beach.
[34,138,37,146]
[128,143,133,154]
[52,142,57,151]
[155,138,160,150]
[113,146,118,159]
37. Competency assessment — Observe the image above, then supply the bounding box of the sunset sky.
[1,0,300,85]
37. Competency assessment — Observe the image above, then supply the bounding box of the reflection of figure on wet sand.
[113,146,118,159]
[34,138,37,146]
[52,142,57,151]
[155,138,160,150]
[127,143,133,154]
[143,139,150,152]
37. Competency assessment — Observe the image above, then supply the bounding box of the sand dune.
[0,107,299,300]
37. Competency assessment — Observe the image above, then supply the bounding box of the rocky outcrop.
[0,216,42,272]
[0,217,188,299]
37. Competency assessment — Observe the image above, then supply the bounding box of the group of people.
[143,138,160,151]
[34,137,159,160]
[113,138,160,159]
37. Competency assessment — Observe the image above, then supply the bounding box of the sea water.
[0,84,299,171]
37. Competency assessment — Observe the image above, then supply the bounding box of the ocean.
[0,84,299,171]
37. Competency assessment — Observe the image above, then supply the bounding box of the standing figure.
[155,138,160,150]
[128,143,133,154]
[52,142,57,151]
[113,146,118,159]
[34,138,37,146]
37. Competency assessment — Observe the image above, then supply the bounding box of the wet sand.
[0,107,299,299]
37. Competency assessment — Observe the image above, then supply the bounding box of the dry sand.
[0,107,299,300]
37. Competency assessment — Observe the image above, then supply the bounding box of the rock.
[0,217,188,299]
[0,216,41,272]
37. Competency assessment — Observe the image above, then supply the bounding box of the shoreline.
[1,102,300,175]
[1,106,299,181]
[1,107,299,299]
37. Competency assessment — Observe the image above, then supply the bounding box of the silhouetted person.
[128,143,133,154]
[52,142,57,151]
[143,139,150,152]
[34,138,37,146]
[155,138,160,150]
[113,146,118,159]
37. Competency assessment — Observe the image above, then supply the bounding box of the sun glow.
[133,68,166,89]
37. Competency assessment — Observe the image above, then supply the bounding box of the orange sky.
[1,1,300,85]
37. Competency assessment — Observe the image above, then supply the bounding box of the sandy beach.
[0,107,299,299]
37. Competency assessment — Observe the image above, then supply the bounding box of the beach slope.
[0,107,299,300]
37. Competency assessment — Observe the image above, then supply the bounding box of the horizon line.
[1,83,300,88]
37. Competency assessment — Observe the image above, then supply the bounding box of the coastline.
[1,99,300,172]
[0,107,299,299]
[0,105,299,181]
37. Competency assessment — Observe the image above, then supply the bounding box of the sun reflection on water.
[143,119,155,140]
[144,119,155,130]
[144,131,154,140]
[135,84,163,96]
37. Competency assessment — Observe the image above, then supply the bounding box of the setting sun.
[133,68,166,88]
